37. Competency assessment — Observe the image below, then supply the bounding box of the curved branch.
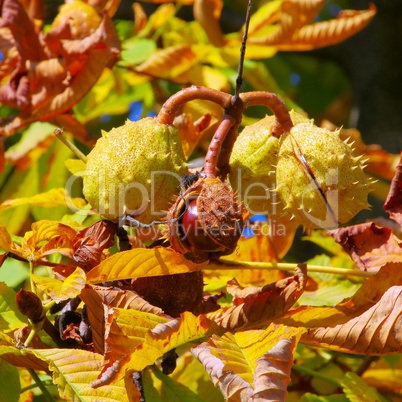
[204,114,236,178]
[240,91,293,137]
[156,86,232,125]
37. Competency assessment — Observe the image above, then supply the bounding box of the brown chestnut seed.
[180,199,223,252]
[167,177,243,263]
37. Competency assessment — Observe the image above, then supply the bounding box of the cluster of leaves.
[1,0,402,401]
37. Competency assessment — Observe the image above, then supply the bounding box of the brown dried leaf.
[1,11,120,138]
[208,264,307,331]
[329,222,402,272]
[302,284,402,355]
[72,220,116,270]
[384,152,402,225]
[192,324,303,402]
[252,336,298,401]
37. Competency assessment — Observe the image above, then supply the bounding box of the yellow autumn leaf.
[97,311,220,386]
[86,247,205,284]
[31,267,86,301]
[65,158,86,176]
[32,348,130,401]
[125,312,218,372]
[247,0,282,37]
[0,332,48,371]
[0,188,86,210]
[104,307,169,360]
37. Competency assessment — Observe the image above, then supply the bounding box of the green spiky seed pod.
[276,122,371,229]
[229,111,311,216]
[83,117,188,223]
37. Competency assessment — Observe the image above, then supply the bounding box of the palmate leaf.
[86,247,205,284]
[32,348,130,402]
[192,324,304,402]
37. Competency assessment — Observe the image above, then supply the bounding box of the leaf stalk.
[212,259,375,278]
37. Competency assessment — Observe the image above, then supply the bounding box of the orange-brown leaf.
[208,264,307,331]
[135,45,197,79]
[252,3,377,51]
[193,0,224,47]
[174,112,212,159]
[329,222,402,272]
[261,0,325,45]
[86,247,205,284]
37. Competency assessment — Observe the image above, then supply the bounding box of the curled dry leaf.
[329,222,402,272]
[72,220,116,270]
[208,264,307,331]
[0,0,120,138]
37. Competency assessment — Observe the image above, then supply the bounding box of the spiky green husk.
[229,111,311,216]
[276,122,371,229]
[83,117,187,223]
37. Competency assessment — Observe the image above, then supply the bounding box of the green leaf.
[0,282,27,331]
[0,359,21,402]
[300,394,349,402]
[149,365,207,402]
[0,259,29,288]
[342,372,389,402]
[121,38,157,65]
[32,348,130,402]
